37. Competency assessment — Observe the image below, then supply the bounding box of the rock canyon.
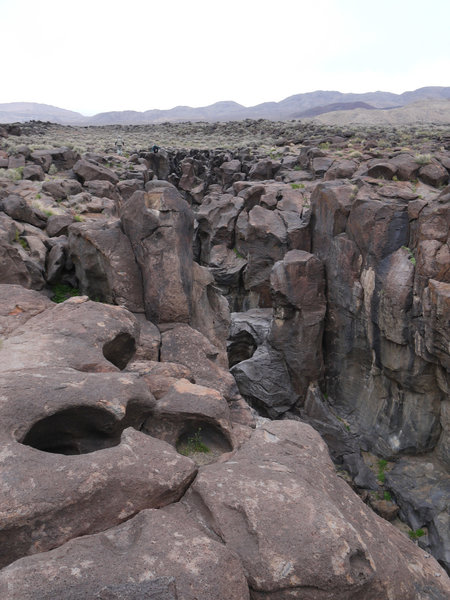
[0,120,449,599]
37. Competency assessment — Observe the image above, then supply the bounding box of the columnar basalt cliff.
[0,121,449,598]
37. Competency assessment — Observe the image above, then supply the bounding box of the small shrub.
[415,153,432,166]
[291,183,304,190]
[51,283,80,303]
[232,247,245,259]
[408,528,425,540]
[401,246,416,266]
[177,428,210,456]
[48,164,58,175]
[377,459,388,484]
[14,229,28,250]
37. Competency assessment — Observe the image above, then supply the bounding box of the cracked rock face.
[1,129,450,597]
[182,420,450,599]
[0,508,251,600]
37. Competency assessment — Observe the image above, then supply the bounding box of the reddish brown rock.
[195,192,244,263]
[42,178,83,201]
[390,153,421,180]
[191,262,230,360]
[367,160,398,180]
[0,241,32,288]
[143,378,235,459]
[127,359,194,399]
[68,219,145,312]
[0,284,51,337]
[183,420,450,599]
[236,205,288,307]
[0,508,250,600]
[0,296,139,373]
[160,323,240,402]
[419,162,449,187]
[0,194,47,228]
[324,158,358,180]
[121,183,194,323]
[0,366,199,568]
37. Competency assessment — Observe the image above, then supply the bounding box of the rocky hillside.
[1,86,450,125]
[0,120,449,598]
[315,99,450,126]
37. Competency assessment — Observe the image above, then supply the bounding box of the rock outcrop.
[0,123,449,594]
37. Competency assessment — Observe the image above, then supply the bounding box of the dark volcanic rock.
[160,323,240,402]
[0,241,32,287]
[269,249,326,401]
[386,457,450,572]
[0,194,47,228]
[73,158,119,185]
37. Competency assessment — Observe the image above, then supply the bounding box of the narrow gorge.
[0,120,449,599]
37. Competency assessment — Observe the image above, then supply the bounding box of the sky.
[1,0,449,115]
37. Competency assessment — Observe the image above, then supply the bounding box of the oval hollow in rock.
[102,332,136,370]
[20,407,121,455]
[227,330,257,368]
[175,421,232,464]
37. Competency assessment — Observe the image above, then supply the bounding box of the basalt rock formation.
[0,122,449,597]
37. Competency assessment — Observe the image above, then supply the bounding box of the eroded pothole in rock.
[102,332,136,370]
[227,330,257,368]
[20,406,122,455]
[176,422,233,465]
[143,416,233,466]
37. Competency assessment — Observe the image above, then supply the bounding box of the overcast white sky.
[1,0,449,115]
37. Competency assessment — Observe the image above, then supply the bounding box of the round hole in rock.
[176,422,232,464]
[102,332,136,370]
[21,406,121,455]
[227,330,257,368]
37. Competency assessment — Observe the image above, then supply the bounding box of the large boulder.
[0,296,140,374]
[73,158,119,185]
[68,219,144,312]
[0,366,196,568]
[269,250,326,401]
[183,420,450,599]
[121,183,194,323]
[160,323,240,403]
[0,194,47,228]
[0,241,32,288]
[0,508,250,600]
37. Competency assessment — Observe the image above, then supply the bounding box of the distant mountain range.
[1,87,449,126]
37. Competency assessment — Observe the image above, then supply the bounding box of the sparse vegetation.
[14,230,28,250]
[51,283,81,303]
[377,459,388,484]
[402,246,416,266]
[414,153,432,165]
[408,528,425,541]
[177,428,210,456]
